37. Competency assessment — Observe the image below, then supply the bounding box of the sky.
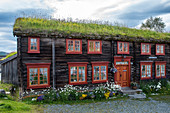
[0,0,170,53]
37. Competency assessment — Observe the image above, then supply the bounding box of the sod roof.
[13,17,170,43]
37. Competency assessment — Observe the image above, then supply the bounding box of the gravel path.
[44,99,170,113]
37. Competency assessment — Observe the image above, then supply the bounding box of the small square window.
[91,62,109,83]
[141,43,151,55]
[155,61,166,78]
[68,62,88,85]
[140,62,152,80]
[88,40,102,54]
[66,39,82,54]
[28,37,40,53]
[117,41,129,54]
[156,44,165,55]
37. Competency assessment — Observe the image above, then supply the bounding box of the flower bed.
[22,82,123,103]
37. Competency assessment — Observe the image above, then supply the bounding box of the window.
[117,41,129,54]
[28,37,40,53]
[66,39,82,54]
[140,62,152,80]
[155,61,166,78]
[26,63,51,89]
[88,40,102,54]
[141,43,151,55]
[156,44,165,55]
[91,62,109,83]
[68,62,88,85]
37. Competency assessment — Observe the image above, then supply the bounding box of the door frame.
[114,56,132,87]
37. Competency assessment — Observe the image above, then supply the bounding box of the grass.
[150,95,170,104]
[0,99,44,113]
[0,52,17,61]
[0,82,13,92]
[13,17,170,42]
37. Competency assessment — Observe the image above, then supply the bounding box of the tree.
[140,17,166,32]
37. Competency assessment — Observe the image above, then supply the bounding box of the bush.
[140,79,170,95]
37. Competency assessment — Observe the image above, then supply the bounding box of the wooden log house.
[13,18,170,91]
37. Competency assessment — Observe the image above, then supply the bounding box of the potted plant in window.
[130,82,138,90]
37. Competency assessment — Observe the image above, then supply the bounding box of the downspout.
[52,38,55,90]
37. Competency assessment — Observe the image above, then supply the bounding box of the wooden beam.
[52,38,55,89]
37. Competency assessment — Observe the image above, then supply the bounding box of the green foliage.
[0,82,13,92]
[140,17,166,32]
[140,79,170,95]
[13,17,170,41]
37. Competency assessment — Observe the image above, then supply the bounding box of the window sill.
[28,51,40,53]
[66,52,82,54]
[92,80,107,84]
[27,85,50,89]
[140,77,152,80]
[69,82,87,85]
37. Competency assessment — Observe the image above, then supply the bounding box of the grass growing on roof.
[0,52,17,61]
[13,17,170,41]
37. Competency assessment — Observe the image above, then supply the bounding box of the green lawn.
[0,99,44,113]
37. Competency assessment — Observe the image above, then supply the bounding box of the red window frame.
[87,40,102,54]
[140,62,153,80]
[91,61,109,83]
[67,62,88,85]
[28,37,40,53]
[156,44,165,55]
[117,41,129,54]
[141,43,151,55]
[26,63,51,89]
[66,39,82,54]
[155,61,166,78]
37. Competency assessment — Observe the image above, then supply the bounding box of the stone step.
[121,89,143,95]
[128,93,146,99]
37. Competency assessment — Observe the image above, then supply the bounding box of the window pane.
[71,67,77,82]
[119,43,123,52]
[142,44,145,52]
[161,65,165,76]
[79,67,85,82]
[156,65,160,77]
[94,66,99,80]
[68,40,73,51]
[40,68,48,84]
[124,43,128,52]
[147,65,151,77]
[75,41,80,51]
[89,41,94,52]
[142,65,146,77]
[29,68,38,85]
[161,45,164,53]
[30,38,37,50]
[146,45,149,53]
[95,42,100,52]
[101,66,106,80]
[157,45,160,53]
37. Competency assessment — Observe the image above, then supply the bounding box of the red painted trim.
[156,44,165,55]
[117,41,129,54]
[66,39,82,54]
[140,62,152,80]
[114,56,131,87]
[155,61,166,79]
[68,62,88,85]
[28,37,40,53]
[141,43,151,55]
[91,61,109,83]
[26,63,51,89]
[87,40,102,54]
